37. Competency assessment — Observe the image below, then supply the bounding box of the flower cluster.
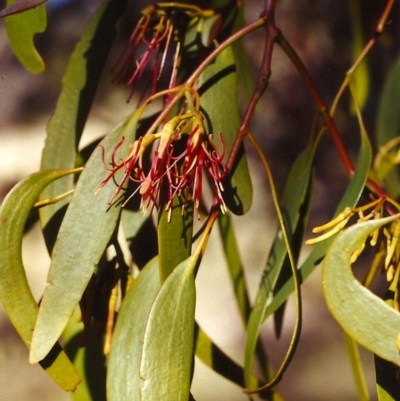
[112,3,218,102]
[306,198,400,286]
[99,111,227,220]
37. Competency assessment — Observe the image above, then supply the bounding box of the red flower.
[112,6,178,102]
[99,113,227,220]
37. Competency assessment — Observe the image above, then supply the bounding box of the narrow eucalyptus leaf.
[322,216,400,366]
[0,170,80,390]
[244,141,316,387]
[107,258,160,401]
[109,252,197,401]
[40,0,128,229]
[376,54,400,198]
[4,0,46,73]
[30,112,141,364]
[140,254,197,401]
[262,126,372,323]
[199,45,253,215]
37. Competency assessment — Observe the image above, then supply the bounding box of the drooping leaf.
[4,0,46,73]
[322,216,400,366]
[349,0,369,113]
[108,250,197,401]
[139,253,196,401]
[199,45,253,215]
[39,0,128,231]
[244,140,316,388]
[0,170,81,390]
[262,125,372,323]
[376,54,400,198]
[231,4,255,103]
[107,258,160,401]
[29,110,142,364]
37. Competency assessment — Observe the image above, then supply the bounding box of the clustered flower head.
[306,198,400,297]
[98,107,228,221]
[112,3,218,103]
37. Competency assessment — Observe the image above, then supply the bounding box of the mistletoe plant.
[1,0,400,400]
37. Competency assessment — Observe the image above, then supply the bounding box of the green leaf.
[140,254,196,401]
[108,252,197,401]
[376,54,400,198]
[322,216,400,365]
[263,126,372,323]
[349,0,369,113]
[199,45,253,215]
[0,170,81,390]
[107,258,161,401]
[29,111,142,364]
[4,0,46,73]
[39,0,128,230]
[158,197,193,282]
[244,141,316,387]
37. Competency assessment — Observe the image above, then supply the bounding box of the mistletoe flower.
[112,4,220,103]
[97,134,153,205]
[166,116,228,219]
[112,5,177,102]
[99,112,228,220]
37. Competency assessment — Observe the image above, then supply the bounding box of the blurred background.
[1,0,400,400]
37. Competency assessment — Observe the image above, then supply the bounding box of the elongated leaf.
[322,216,400,365]
[244,141,316,387]
[376,54,400,198]
[107,258,160,401]
[108,251,197,401]
[349,0,369,113]
[199,45,253,215]
[140,253,196,400]
[0,170,80,390]
[30,111,141,364]
[40,0,128,230]
[4,0,46,73]
[262,126,372,322]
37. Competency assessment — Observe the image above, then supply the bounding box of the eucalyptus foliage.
[1,0,400,400]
